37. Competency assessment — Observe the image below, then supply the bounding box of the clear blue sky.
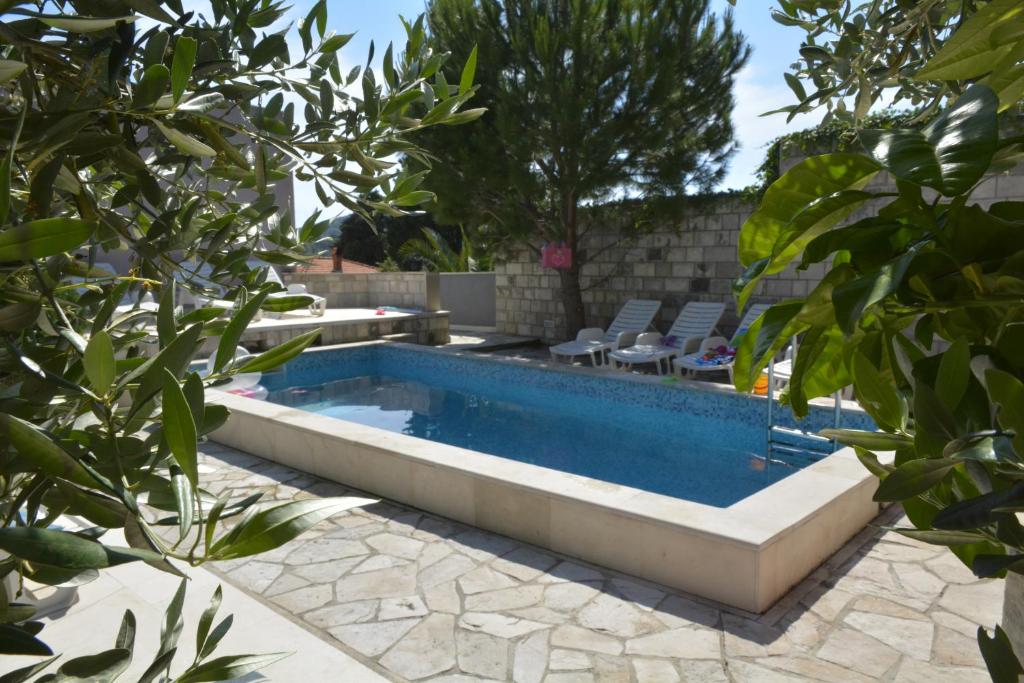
[284,1,823,221]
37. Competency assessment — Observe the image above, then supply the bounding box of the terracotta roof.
[293,257,379,274]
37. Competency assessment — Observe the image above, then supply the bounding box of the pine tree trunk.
[558,266,587,339]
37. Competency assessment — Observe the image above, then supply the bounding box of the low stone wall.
[497,165,1024,341]
[283,272,441,311]
[240,312,450,349]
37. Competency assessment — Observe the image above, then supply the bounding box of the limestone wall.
[283,272,442,311]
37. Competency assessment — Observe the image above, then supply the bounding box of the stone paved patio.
[191,441,1001,682]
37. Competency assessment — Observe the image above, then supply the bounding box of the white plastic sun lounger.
[608,301,726,374]
[257,262,327,317]
[549,299,661,366]
[672,303,771,381]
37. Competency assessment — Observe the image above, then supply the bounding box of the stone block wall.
[282,272,441,311]
[496,164,1024,342]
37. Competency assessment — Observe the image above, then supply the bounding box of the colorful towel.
[693,345,736,366]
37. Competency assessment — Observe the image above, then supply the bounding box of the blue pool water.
[259,346,873,507]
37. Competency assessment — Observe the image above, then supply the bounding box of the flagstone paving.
[192,441,1000,682]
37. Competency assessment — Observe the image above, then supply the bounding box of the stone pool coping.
[211,340,886,613]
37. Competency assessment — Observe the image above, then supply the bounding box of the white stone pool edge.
[210,341,886,613]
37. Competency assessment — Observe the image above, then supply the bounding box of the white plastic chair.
[672,303,771,381]
[549,299,661,366]
[608,301,726,374]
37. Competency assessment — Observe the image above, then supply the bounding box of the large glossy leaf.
[162,369,198,487]
[873,457,959,502]
[832,245,919,334]
[39,648,132,682]
[133,64,169,109]
[915,0,1024,81]
[933,482,1024,530]
[209,497,375,560]
[175,654,290,683]
[820,428,913,451]
[213,289,268,373]
[986,369,1024,456]
[936,338,971,411]
[0,414,98,488]
[0,527,160,569]
[892,528,989,546]
[0,218,95,261]
[860,85,999,196]
[196,586,223,657]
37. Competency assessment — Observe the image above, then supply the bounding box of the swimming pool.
[211,342,884,611]
[258,345,871,507]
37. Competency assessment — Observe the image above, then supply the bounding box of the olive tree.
[0,0,479,677]
[733,0,1024,677]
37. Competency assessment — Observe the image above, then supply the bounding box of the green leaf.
[874,457,959,502]
[44,648,132,682]
[321,33,354,52]
[934,482,1024,530]
[39,14,138,32]
[973,553,1024,578]
[459,45,478,96]
[116,609,136,651]
[156,122,216,157]
[0,60,27,82]
[196,586,222,658]
[260,295,314,312]
[248,34,288,70]
[936,338,971,411]
[83,330,115,393]
[0,414,98,488]
[915,0,1024,81]
[978,625,1024,683]
[171,466,194,541]
[891,528,988,546]
[0,656,59,683]
[851,351,905,431]
[832,246,918,334]
[126,322,203,415]
[171,36,197,102]
[162,369,198,487]
[820,428,913,451]
[159,578,187,659]
[175,653,290,683]
[860,85,999,196]
[158,281,176,347]
[0,527,160,569]
[235,329,321,374]
[0,625,52,656]
[133,64,170,109]
[213,289,268,373]
[0,301,42,332]
[986,369,1024,456]
[210,497,373,560]
[0,218,95,261]
[854,446,895,479]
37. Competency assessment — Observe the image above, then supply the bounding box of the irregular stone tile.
[578,594,662,639]
[284,538,367,565]
[386,512,423,534]
[513,630,548,683]
[828,576,930,611]
[380,613,456,680]
[329,618,420,657]
[459,566,520,594]
[416,516,460,539]
[269,583,333,614]
[539,561,605,584]
[227,561,282,593]
[926,552,979,584]
[816,627,900,678]
[652,594,720,630]
[334,563,418,602]
[304,599,378,628]
[460,612,551,639]
[624,627,719,659]
[632,658,679,682]
[366,532,425,559]
[418,541,454,569]
[544,582,601,612]
[419,554,477,588]
[551,625,622,655]
[379,595,428,621]
[350,554,408,574]
[545,674,594,683]
[448,530,517,560]
[424,581,462,614]
[510,606,572,625]
[931,610,983,639]
[933,625,986,667]
[853,594,930,620]
[893,562,946,601]
[777,609,828,650]
[609,578,664,611]
[593,653,630,682]
[892,658,990,683]
[843,610,934,660]
[840,556,901,590]
[937,581,1003,626]
[868,541,940,563]
[465,585,545,612]
[291,556,363,584]
[727,660,809,683]
[456,628,509,679]
[722,614,792,657]
[754,656,873,683]
[800,584,855,622]
[550,648,590,670]
[678,661,728,682]
[430,676,502,683]
[492,546,558,581]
